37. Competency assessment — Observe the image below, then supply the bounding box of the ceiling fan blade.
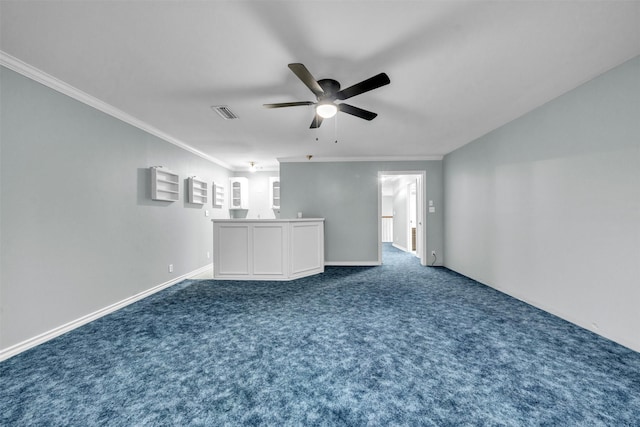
[335,73,390,100]
[310,115,323,129]
[338,103,378,121]
[263,101,315,108]
[288,63,324,98]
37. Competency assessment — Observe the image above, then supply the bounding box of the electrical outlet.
[206,251,210,259]
[431,251,436,257]
[168,264,174,273]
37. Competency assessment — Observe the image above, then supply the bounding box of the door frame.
[378,170,427,266]
[407,180,417,255]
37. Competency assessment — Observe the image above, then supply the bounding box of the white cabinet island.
[212,218,325,281]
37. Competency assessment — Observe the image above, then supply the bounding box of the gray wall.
[0,67,231,350]
[280,161,443,264]
[443,56,640,352]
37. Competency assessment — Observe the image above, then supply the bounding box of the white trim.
[248,167,280,172]
[241,166,280,173]
[188,264,214,277]
[417,172,427,266]
[278,155,444,163]
[325,261,382,266]
[0,51,233,171]
[189,263,214,279]
[392,243,409,252]
[478,280,640,353]
[381,171,428,266]
[0,265,211,362]
[378,172,383,264]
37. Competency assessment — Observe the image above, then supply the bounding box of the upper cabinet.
[269,177,280,209]
[188,176,208,204]
[229,177,248,209]
[151,167,179,201]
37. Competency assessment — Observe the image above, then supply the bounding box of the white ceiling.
[1,1,638,171]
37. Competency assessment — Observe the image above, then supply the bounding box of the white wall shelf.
[188,176,208,204]
[229,177,248,209]
[213,181,225,208]
[151,167,179,201]
[270,176,280,209]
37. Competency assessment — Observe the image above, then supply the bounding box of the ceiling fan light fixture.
[316,103,338,119]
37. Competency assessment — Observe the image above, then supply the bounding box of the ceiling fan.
[263,63,390,129]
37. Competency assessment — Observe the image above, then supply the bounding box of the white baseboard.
[392,243,409,252]
[325,261,382,266]
[0,265,211,362]
[498,287,640,354]
[189,263,214,279]
[448,269,640,354]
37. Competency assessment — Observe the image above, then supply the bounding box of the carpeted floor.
[2,244,639,425]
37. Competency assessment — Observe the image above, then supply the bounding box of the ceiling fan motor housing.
[317,79,341,99]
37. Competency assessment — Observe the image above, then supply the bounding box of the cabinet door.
[229,177,248,209]
[231,181,242,208]
[290,222,324,276]
[270,177,280,209]
[215,224,250,276]
[252,224,288,276]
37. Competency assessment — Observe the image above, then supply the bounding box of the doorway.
[378,171,427,266]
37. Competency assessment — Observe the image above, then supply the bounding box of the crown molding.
[234,167,280,174]
[0,51,233,171]
[278,155,444,163]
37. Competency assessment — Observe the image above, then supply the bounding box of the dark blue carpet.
[2,244,639,425]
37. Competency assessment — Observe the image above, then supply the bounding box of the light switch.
[429,207,436,213]
[429,200,434,207]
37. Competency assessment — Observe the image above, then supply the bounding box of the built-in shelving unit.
[188,176,208,204]
[151,167,179,201]
[229,177,248,209]
[270,177,280,209]
[213,181,225,208]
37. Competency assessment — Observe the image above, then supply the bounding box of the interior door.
[416,174,425,265]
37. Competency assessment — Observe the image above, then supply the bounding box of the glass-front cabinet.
[229,177,248,209]
[269,177,280,209]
